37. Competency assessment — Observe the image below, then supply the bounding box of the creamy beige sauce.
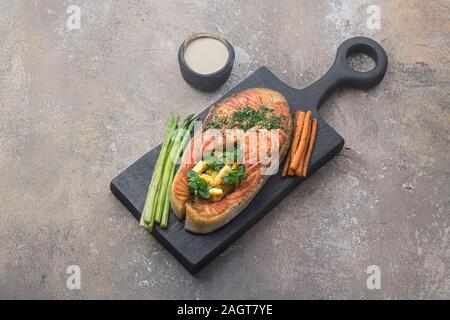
[184,37,229,74]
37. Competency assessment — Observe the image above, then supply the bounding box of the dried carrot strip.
[295,120,312,176]
[289,111,311,171]
[288,111,305,175]
[301,119,318,177]
[281,152,291,177]
[290,111,305,160]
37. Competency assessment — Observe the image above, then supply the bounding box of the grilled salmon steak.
[170,88,293,233]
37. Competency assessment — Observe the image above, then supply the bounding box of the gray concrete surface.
[0,0,449,299]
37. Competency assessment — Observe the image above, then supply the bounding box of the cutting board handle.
[305,37,388,107]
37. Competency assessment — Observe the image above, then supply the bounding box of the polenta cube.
[192,160,207,173]
[209,188,224,201]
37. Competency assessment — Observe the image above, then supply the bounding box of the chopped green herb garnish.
[204,113,229,130]
[204,104,285,132]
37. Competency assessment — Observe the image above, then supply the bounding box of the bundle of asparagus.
[140,114,196,231]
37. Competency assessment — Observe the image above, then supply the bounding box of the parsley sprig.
[222,165,248,186]
[187,148,248,200]
[187,169,211,199]
[204,149,244,171]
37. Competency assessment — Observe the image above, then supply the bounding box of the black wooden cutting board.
[110,37,387,274]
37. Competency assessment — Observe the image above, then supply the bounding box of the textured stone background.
[0,0,448,299]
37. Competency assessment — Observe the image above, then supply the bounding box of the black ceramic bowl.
[178,33,235,92]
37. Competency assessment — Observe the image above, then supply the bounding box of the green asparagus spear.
[140,114,178,228]
[154,129,183,223]
[154,115,195,224]
[160,171,175,228]
[161,116,196,228]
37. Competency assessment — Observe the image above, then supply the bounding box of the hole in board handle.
[346,52,376,72]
